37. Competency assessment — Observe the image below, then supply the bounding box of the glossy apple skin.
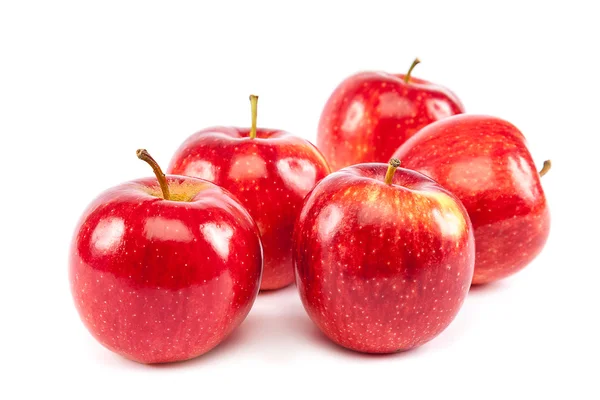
[393,114,550,284]
[168,127,330,291]
[293,164,474,353]
[317,71,464,171]
[69,176,262,363]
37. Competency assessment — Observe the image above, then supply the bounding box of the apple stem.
[249,94,258,139]
[404,58,421,83]
[136,149,171,200]
[539,160,552,177]
[384,158,401,185]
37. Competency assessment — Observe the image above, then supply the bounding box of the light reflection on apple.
[277,158,317,192]
[185,159,216,182]
[91,217,125,253]
[229,154,268,180]
[144,217,194,243]
[201,222,234,261]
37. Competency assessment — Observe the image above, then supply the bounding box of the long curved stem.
[404,58,421,83]
[136,149,170,200]
[539,160,552,177]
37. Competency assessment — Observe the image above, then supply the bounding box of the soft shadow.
[88,341,145,369]
[257,282,297,297]
[147,317,263,369]
[258,282,297,298]
[151,289,305,369]
[142,284,428,368]
[303,322,426,360]
[468,280,511,296]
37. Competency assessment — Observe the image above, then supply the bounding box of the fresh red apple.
[317,58,465,171]
[293,159,475,353]
[69,150,263,363]
[392,114,551,284]
[168,95,330,290]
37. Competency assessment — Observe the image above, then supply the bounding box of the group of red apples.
[70,59,550,363]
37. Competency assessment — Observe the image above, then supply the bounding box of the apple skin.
[69,175,262,363]
[392,114,550,284]
[317,71,464,171]
[168,128,330,290]
[293,163,474,353]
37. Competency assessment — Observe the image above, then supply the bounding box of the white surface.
[1,1,598,399]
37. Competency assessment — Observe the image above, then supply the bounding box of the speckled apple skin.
[393,114,550,284]
[317,72,464,171]
[168,128,330,291]
[293,164,474,353]
[69,176,262,364]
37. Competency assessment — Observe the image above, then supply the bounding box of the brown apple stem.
[249,94,258,139]
[539,160,552,177]
[136,149,171,200]
[384,158,401,185]
[404,58,421,83]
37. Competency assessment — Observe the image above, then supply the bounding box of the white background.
[1,1,598,399]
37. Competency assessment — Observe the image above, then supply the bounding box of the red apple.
[317,58,464,171]
[392,114,551,284]
[293,159,475,353]
[69,150,262,363]
[168,95,330,290]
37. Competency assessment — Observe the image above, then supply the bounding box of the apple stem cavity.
[404,58,421,83]
[385,158,401,185]
[249,94,259,139]
[539,160,552,177]
[136,149,171,200]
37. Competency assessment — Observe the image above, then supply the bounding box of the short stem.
[539,160,552,177]
[404,58,421,83]
[384,158,401,185]
[249,94,258,139]
[136,149,170,200]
